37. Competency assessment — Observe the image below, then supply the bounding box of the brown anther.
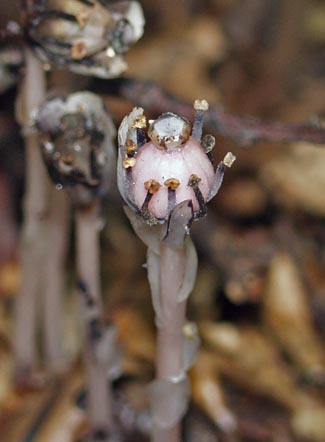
[131,115,147,129]
[188,174,201,187]
[123,157,136,169]
[77,11,90,28]
[62,155,73,164]
[126,140,137,154]
[144,179,161,194]
[164,178,180,190]
[71,42,87,60]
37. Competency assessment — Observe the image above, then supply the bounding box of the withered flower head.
[118,104,236,225]
[27,0,145,78]
[36,91,116,206]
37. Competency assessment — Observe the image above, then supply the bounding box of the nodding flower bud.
[118,104,236,225]
[27,0,145,78]
[36,91,116,207]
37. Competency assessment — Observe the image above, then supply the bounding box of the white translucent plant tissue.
[148,375,190,429]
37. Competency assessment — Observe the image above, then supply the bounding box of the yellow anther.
[164,178,180,190]
[131,114,147,129]
[126,140,137,154]
[144,179,161,194]
[71,42,87,60]
[123,157,136,169]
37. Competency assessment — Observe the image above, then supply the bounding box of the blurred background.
[0,1,324,441]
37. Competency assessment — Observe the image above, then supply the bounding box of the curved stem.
[153,243,186,442]
[75,202,113,435]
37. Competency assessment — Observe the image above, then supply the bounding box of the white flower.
[118,104,236,225]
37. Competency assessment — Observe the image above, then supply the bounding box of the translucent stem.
[75,202,113,434]
[14,47,50,377]
[153,243,186,442]
[42,188,70,373]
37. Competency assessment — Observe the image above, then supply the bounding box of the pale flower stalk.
[118,101,235,441]
[14,46,51,380]
[36,92,119,439]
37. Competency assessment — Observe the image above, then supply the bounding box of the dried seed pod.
[118,104,235,224]
[35,91,116,207]
[27,0,145,78]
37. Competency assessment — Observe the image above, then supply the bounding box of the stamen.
[188,174,207,217]
[188,174,202,187]
[123,157,136,168]
[165,178,180,213]
[71,42,87,59]
[126,139,137,156]
[164,178,180,190]
[141,179,161,215]
[144,179,161,194]
[192,99,209,141]
[202,134,215,153]
[131,114,147,129]
[207,152,236,201]
[223,152,236,168]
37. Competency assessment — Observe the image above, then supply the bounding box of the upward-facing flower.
[26,0,145,78]
[117,101,236,440]
[118,101,236,227]
[35,91,116,207]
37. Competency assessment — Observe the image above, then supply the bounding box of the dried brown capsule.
[27,0,145,78]
[35,91,115,207]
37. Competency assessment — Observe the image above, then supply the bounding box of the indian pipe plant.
[3,1,325,441]
[117,102,235,441]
